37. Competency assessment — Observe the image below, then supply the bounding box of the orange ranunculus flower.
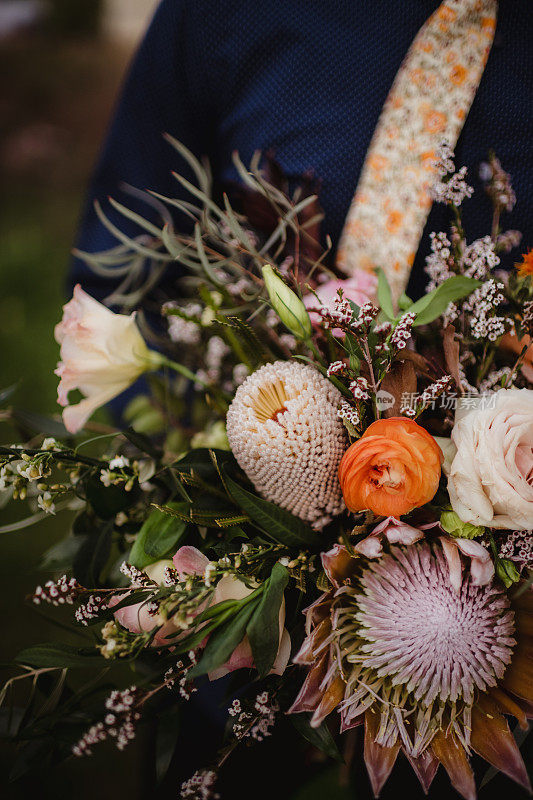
[517,248,533,278]
[338,417,443,517]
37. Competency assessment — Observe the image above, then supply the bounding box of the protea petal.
[294,618,331,665]
[321,544,357,587]
[431,730,476,800]
[471,695,531,791]
[489,687,529,730]
[288,655,328,715]
[513,587,533,613]
[364,710,400,797]
[406,748,439,794]
[310,675,345,728]
[502,643,533,702]
[516,611,533,637]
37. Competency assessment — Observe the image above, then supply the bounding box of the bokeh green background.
[0,6,147,797]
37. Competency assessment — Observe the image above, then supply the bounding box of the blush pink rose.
[303,271,378,335]
[113,546,291,679]
[448,388,533,529]
[111,559,178,647]
[173,546,291,680]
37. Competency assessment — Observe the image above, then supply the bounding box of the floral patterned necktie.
[337,0,498,301]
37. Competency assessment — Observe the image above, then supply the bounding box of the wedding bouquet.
[1,140,532,799]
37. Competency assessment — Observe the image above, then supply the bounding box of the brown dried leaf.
[443,325,462,389]
[380,360,417,417]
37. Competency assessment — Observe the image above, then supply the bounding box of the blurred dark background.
[0,3,530,799]
[0,2,157,797]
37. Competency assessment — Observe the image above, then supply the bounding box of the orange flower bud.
[338,417,443,517]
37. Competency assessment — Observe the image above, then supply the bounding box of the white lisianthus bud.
[55,285,161,433]
[262,265,312,340]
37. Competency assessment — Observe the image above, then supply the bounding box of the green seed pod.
[262,265,312,340]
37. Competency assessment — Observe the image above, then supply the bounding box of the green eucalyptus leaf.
[41,535,85,570]
[376,268,395,320]
[121,426,163,459]
[174,448,236,482]
[222,469,319,549]
[408,276,481,327]
[85,475,138,520]
[188,601,258,678]
[130,504,188,569]
[73,522,113,587]
[156,713,180,784]
[11,408,69,439]
[15,643,105,669]
[291,712,344,762]
[247,563,289,677]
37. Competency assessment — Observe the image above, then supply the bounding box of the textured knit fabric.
[72,0,533,305]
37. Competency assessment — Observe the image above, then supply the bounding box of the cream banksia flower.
[226,361,348,528]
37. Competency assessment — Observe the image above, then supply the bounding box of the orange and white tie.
[337,0,498,301]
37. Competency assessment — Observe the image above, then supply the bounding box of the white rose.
[447,388,533,529]
[55,285,159,433]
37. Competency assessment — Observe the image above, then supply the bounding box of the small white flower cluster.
[73,687,140,756]
[120,561,155,588]
[432,143,473,206]
[100,455,136,491]
[163,565,180,587]
[195,336,230,390]
[40,437,60,451]
[164,651,198,700]
[433,166,473,206]
[415,376,453,415]
[180,769,219,800]
[32,575,81,606]
[498,531,533,571]
[326,360,346,377]
[390,312,416,350]
[350,301,380,333]
[164,302,203,345]
[496,229,522,253]
[480,156,516,212]
[425,232,453,291]
[433,142,455,177]
[338,400,360,428]
[37,491,56,514]
[462,236,500,280]
[226,361,348,527]
[227,691,278,742]
[75,594,108,625]
[17,458,51,482]
[232,363,249,387]
[479,367,512,393]
[321,295,353,328]
[463,280,507,341]
[279,333,297,350]
[349,377,370,401]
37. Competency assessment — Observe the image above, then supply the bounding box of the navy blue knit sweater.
[72,0,533,302]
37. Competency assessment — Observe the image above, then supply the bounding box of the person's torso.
[182,0,533,294]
